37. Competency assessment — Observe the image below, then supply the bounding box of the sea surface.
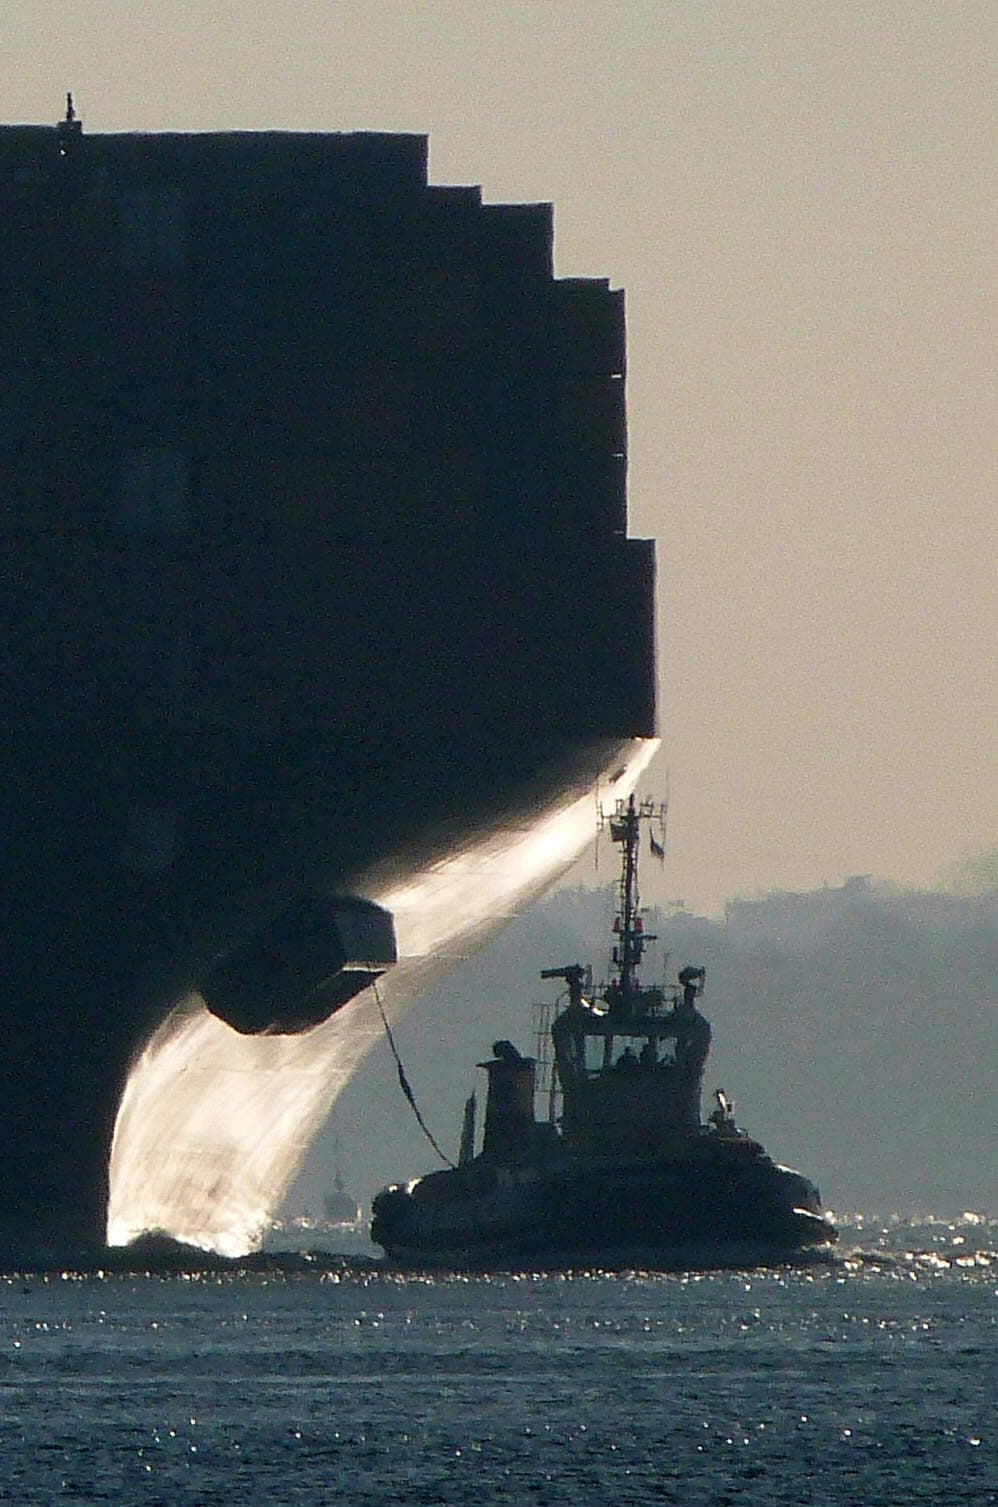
[1,1217,994,1506]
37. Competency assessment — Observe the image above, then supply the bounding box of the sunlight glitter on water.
[2,1238,995,1507]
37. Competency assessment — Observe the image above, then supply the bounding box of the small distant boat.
[372,795,837,1268]
[323,1169,362,1228]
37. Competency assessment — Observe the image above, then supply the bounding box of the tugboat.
[371,796,837,1268]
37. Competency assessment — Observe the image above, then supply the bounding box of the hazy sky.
[6,1,994,913]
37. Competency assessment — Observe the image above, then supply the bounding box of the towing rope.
[371,975,456,1169]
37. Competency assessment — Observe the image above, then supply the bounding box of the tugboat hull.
[372,1153,837,1270]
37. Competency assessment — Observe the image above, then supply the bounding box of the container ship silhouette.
[1,102,656,1259]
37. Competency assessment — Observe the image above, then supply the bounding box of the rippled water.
[2,1219,994,1506]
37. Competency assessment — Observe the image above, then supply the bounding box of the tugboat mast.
[607,794,664,1004]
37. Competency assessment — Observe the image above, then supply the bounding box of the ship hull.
[1,120,656,1260]
[371,1153,837,1270]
